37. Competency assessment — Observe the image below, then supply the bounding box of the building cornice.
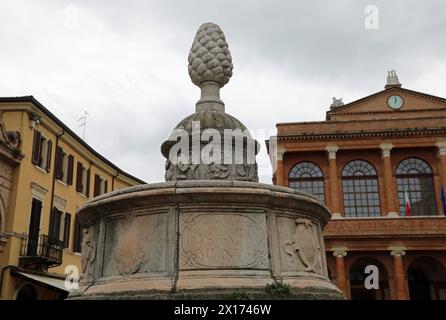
[0,97,146,184]
[278,128,446,141]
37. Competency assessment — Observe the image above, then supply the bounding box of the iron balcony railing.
[19,234,64,270]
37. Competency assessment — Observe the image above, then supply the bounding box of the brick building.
[268,72,446,300]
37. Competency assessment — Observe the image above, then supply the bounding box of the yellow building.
[0,96,144,300]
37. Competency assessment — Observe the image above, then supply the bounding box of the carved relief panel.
[180,213,268,269]
[102,212,168,277]
[277,216,324,275]
[80,224,98,284]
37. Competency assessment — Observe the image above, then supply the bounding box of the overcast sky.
[1,0,445,183]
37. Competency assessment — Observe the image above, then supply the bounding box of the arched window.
[342,160,381,217]
[289,162,325,202]
[396,158,437,216]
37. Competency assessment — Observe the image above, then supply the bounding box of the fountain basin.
[69,180,343,299]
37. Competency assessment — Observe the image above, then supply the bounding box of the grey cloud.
[1,0,445,183]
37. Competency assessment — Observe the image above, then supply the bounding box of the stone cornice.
[328,107,446,118]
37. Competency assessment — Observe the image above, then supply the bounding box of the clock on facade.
[387,95,404,109]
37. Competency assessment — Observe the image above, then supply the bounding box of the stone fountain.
[70,22,343,300]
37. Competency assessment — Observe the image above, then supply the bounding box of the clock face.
[387,95,404,109]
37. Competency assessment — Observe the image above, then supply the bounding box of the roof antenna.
[78,110,90,140]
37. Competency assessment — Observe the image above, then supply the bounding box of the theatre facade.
[269,72,446,300]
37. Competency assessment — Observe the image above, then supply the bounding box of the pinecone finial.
[188,22,233,88]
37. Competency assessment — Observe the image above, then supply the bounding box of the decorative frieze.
[325,217,446,238]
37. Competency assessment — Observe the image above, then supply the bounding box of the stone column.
[436,142,446,215]
[380,143,398,217]
[333,250,348,298]
[391,249,408,300]
[436,141,446,189]
[276,147,285,186]
[326,145,341,217]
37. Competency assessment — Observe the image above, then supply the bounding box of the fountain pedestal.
[69,181,342,299]
[70,22,343,300]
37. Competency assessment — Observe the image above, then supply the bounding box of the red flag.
[404,188,411,217]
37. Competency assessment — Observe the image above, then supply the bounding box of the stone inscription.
[180,213,268,269]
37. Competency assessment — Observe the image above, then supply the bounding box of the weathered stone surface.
[69,22,342,301]
[102,213,168,277]
[70,181,343,300]
[277,216,324,275]
[180,213,268,269]
[188,22,233,88]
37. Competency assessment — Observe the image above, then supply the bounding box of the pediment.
[327,87,446,120]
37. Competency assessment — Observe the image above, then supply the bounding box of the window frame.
[32,130,52,172]
[288,161,325,202]
[341,159,381,218]
[396,157,437,216]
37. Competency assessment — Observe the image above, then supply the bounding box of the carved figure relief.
[208,164,230,179]
[81,228,96,282]
[284,218,322,273]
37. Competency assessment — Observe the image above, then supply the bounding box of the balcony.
[19,234,63,270]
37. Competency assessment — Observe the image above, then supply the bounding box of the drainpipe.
[49,130,65,232]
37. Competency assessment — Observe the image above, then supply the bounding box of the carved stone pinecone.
[188,22,233,87]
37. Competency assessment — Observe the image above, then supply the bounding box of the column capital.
[390,249,406,257]
[277,145,286,161]
[380,143,394,158]
[436,141,446,156]
[333,250,347,258]
[325,145,339,160]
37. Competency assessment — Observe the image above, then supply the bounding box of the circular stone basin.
[69,180,343,300]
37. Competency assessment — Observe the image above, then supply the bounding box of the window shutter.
[48,207,55,240]
[94,174,100,197]
[49,208,62,242]
[104,180,108,193]
[76,162,83,192]
[67,155,74,185]
[32,130,41,165]
[46,139,52,173]
[86,168,91,197]
[63,213,71,248]
[55,146,63,179]
[73,215,82,253]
